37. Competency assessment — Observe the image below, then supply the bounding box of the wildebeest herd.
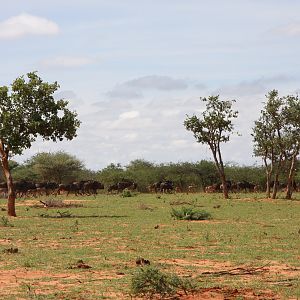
[0,178,298,198]
[0,179,139,198]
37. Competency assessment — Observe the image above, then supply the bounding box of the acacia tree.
[184,95,238,199]
[253,90,300,199]
[26,151,84,183]
[0,72,80,216]
[282,94,300,199]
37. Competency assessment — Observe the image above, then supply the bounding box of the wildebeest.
[236,181,255,192]
[205,185,216,193]
[107,184,119,194]
[187,184,197,194]
[160,180,174,193]
[57,181,86,196]
[14,180,36,197]
[117,181,137,192]
[83,180,104,195]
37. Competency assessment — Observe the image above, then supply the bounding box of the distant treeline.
[3,151,300,192]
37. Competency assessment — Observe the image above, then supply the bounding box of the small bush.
[131,266,197,298]
[171,207,212,220]
[121,189,133,198]
[0,216,14,227]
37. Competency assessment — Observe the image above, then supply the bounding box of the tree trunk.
[211,147,229,199]
[265,171,271,198]
[0,152,16,217]
[286,154,297,200]
[220,172,229,199]
[263,157,272,198]
[271,173,279,199]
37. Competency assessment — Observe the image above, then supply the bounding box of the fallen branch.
[200,263,270,277]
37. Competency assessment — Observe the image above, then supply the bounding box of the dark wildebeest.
[57,181,87,196]
[107,184,119,194]
[220,180,232,192]
[35,182,59,196]
[14,180,36,197]
[83,180,104,195]
[237,181,255,192]
[160,180,174,193]
[117,181,137,192]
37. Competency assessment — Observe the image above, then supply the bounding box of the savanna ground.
[0,191,299,299]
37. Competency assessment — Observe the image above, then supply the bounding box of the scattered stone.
[68,259,92,269]
[136,257,150,266]
[3,247,18,254]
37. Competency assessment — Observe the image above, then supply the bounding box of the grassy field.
[0,191,299,299]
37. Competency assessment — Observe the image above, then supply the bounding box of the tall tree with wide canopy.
[184,95,238,199]
[0,72,80,216]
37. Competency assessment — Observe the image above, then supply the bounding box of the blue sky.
[1,1,300,169]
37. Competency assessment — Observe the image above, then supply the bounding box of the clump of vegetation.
[39,198,83,208]
[0,216,14,227]
[171,207,212,220]
[39,210,73,218]
[121,188,133,198]
[131,266,197,298]
[70,220,79,232]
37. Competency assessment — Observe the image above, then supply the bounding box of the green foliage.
[25,151,84,183]
[131,266,197,298]
[121,188,133,198]
[184,95,238,146]
[0,72,80,156]
[171,207,212,220]
[184,95,238,198]
[0,216,14,227]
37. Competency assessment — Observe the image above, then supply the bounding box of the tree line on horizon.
[3,151,300,193]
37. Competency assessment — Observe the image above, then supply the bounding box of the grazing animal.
[175,186,182,193]
[83,180,104,195]
[107,184,119,194]
[160,180,174,193]
[205,185,216,193]
[187,184,197,194]
[117,181,137,192]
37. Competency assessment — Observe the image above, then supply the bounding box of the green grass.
[0,192,299,299]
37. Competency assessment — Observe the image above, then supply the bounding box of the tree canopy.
[184,95,238,198]
[0,72,80,216]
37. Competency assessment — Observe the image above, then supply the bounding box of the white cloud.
[0,13,59,39]
[119,111,140,120]
[126,75,188,91]
[107,84,142,99]
[274,23,300,36]
[40,56,92,68]
[107,75,189,100]
[123,133,138,142]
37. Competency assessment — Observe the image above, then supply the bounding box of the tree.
[0,72,80,216]
[253,90,300,199]
[281,94,300,199]
[25,151,84,183]
[184,95,238,199]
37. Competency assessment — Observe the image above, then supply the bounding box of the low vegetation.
[171,206,212,220]
[131,266,197,298]
[0,192,299,299]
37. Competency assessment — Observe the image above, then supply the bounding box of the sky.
[1,0,300,170]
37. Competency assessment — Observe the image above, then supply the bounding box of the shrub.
[171,207,212,220]
[0,216,14,227]
[131,266,197,298]
[121,188,133,198]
